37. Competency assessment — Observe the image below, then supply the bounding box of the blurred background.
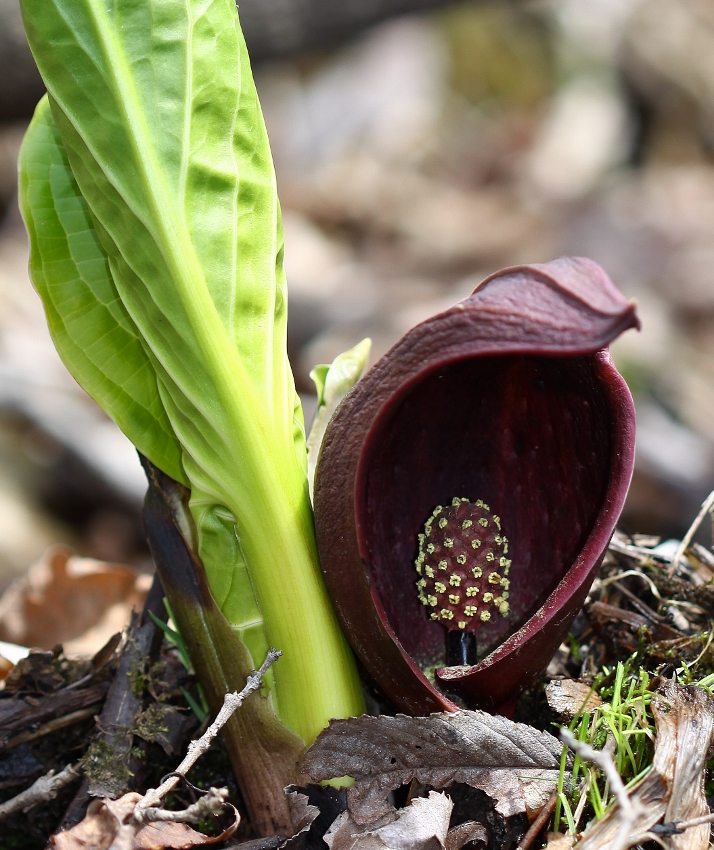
[0,0,713,594]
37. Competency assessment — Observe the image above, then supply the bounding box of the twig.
[608,537,670,565]
[609,581,666,624]
[141,786,230,823]
[107,647,281,850]
[599,569,662,601]
[669,489,714,577]
[137,647,281,814]
[560,730,645,850]
[0,683,110,755]
[3,705,102,750]
[651,810,714,834]
[517,790,558,850]
[0,763,80,821]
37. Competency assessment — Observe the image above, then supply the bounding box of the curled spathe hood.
[314,257,638,714]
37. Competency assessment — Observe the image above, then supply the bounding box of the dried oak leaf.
[324,791,453,850]
[302,711,566,825]
[545,680,602,721]
[0,545,146,651]
[280,785,348,849]
[51,792,236,850]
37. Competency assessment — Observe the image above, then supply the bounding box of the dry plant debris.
[0,643,115,751]
[85,594,171,800]
[536,493,714,848]
[0,545,149,653]
[303,709,565,831]
[51,791,233,850]
[50,649,280,850]
[323,790,453,850]
[0,761,79,820]
[544,682,602,721]
[565,680,714,850]
[6,492,714,847]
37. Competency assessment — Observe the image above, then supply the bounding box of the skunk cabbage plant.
[17,0,364,832]
[314,258,638,715]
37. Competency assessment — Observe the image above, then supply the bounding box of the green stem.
[222,472,365,743]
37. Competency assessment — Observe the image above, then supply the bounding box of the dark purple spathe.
[314,257,638,714]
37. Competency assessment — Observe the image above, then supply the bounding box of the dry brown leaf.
[324,812,394,850]
[51,792,232,849]
[133,821,231,850]
[63,588,152,658]
[0,545,147,651]
[659,682,714,850]
[52,794,138,849]
[0,653,14,681]
[280,788,323,848]
[51,796,121,850]
[303,711,565,824]
[444,821,489,850]
[324,791,452,850]
[545,680,602,720]
[545,832,575,850]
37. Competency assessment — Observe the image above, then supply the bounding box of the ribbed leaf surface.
[20,97,185,484]
[19,0,364,742]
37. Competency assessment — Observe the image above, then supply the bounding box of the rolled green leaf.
[307,338,372,500]
[20,97,184,483]
[18,0,364,755]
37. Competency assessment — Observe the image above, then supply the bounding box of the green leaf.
[19,97,185,484]
[19,0,364,745]
[310,365,331,408]
[307,338,372,500]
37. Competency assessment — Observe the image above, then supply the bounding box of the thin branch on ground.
[137,647,281,815]
[3,705,101,751]
[0,763,80,821]
[107,648,281,850]
[670,489,714,576]
[141,786,230,824]
[517,790,559,850]
[653,810,714,834]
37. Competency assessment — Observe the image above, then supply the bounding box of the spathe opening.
[359,353,611,670]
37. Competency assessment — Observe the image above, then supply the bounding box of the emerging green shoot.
[149,599,209,722]
[555,660,655,835]
[307,337,371,501]
[17,0,364,828]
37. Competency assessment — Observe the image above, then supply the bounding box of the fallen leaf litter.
[5,505,714,848]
